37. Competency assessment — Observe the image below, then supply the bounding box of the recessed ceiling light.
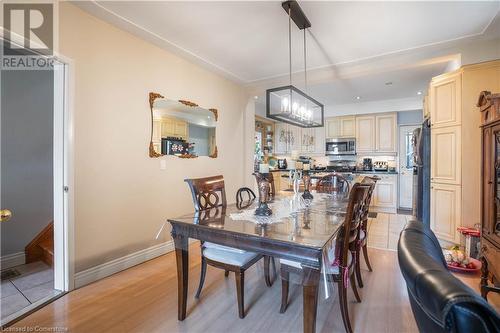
[417,91,423,95]
[355,96,361,100]
[385,81,393,86]
[254,95,259,100]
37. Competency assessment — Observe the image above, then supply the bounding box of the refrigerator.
[412,118,431,226]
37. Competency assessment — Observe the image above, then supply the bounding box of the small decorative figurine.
[302,172,314,200]
[254,173,273,216]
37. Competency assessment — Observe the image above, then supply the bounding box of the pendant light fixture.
[266,0,324,128]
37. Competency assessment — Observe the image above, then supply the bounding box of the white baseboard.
[74,241,175,288]
[1,252,26,270]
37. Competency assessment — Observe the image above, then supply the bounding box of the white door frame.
[398,124,420,209]
[53,57,75,292]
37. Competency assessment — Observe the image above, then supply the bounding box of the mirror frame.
[148,92,218,159]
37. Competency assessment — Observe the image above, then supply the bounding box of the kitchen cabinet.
[426,60,500,245]
[375,114,397,152]
[372,174,397,210]
[326,116,355,138]
[358,173,397,212]
[355,116,376,152]
[356,113,397,153]
[326,118,341,138]
[431,126,461,185]
[275,123,300,155]
[430,183,461,243]
[340,116,356,137]
[160,117,188,140]
[301,127,325,155]
[429,72,461,128]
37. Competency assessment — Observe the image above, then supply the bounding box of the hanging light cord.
[288,6,292,87]
[304,28,308,93]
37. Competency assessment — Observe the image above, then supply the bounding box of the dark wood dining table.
[168,191,351,333]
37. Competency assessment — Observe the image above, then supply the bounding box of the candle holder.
[253,173,273,216]
[302,171,314,200]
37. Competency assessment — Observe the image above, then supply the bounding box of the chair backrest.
[398,220,500,333]
[316,173,350,196]
[360,176,377,230]
[184,175,227,212]
[236,187,256,208]
[337,183,370,267]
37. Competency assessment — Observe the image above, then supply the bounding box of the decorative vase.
[302,172,314,200]
[253,173,272,216]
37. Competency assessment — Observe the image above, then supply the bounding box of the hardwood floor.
[9,213,498,332]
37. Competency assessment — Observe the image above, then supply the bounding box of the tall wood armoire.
[478,91,500,299]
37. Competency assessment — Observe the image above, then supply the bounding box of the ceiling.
[76,1,500,109]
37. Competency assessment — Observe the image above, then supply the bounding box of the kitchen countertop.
[270,169,398,175]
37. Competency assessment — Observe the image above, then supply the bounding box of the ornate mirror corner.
[148,93,218,159]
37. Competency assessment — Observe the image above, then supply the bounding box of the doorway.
[398,125,420,210]
[0,56,71,325]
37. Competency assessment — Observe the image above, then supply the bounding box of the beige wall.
[59,3,248,272]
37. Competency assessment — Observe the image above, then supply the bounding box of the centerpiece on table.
[253,163,272,216]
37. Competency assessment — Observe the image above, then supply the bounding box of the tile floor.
[1,261,57,321]
[367,212,413,251]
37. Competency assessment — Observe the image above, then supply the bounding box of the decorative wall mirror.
[149,92,218,158]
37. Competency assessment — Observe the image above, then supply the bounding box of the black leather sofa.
[398,220,500,333]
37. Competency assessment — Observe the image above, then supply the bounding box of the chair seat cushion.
[203,247,259,266]
[203,242,246,254]
[280,246,352,275]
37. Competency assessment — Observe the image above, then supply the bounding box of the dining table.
[168,187,357,333]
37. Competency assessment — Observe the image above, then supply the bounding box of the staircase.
[25,222,53,267]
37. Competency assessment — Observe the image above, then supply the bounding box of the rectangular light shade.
[266,85,324,128]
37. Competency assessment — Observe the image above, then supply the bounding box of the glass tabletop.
[168,191,349,250]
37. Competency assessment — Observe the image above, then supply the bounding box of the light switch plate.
[160,159,167,170]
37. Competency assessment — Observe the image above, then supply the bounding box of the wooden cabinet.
[174,121,188,138]
[372,175,397,209]
[479,91,500,299]
[355,116,376,152]
[355,113,396,153]
[275,123,300,155]
[375,114,397,152]
[326,116,355,138]
[340,116,356,137]
[326,118,341,138]
[430,126,461,185]
[429,72,462,128]
[160,117,188,140]
[430,183,461,243]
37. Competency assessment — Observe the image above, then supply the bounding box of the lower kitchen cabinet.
[430,183,461,244]
[360,174,397,212]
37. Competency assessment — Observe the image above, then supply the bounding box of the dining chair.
[279,183,370,333]
[355,176,378,288]
[236,187,256,206]
[316,173,350,196]
[184,175,274,319]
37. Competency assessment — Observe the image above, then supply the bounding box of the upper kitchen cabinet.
[326,116,355,138]
[429,72,462,128]
[355,116,376,152]
[375,113,397,152]
[301,127,325,155]
[326,117,340,138]
[356,113,397,153]
[275,123,301,155]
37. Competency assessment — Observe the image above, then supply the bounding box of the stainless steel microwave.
[325,138,356,156]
